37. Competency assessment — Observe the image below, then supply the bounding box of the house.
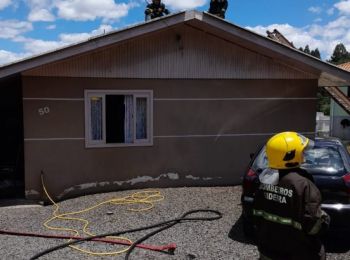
[329,62,350,140]
[1,11,350,200]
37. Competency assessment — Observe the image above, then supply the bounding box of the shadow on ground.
[227,214,256,245]
[228,214,350,255]
[0,198,41,207]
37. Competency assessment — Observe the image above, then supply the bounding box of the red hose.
[0,229,176,253]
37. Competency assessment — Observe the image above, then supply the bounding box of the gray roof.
[1,10,350,86]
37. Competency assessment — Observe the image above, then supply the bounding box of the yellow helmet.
[266,132,313,169]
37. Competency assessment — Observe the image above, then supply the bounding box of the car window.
[252,145,345,174]
[303,146,345,173]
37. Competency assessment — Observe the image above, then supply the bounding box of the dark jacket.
[145,3,169,19]
[208,0,228,18]
[253,168,330,260]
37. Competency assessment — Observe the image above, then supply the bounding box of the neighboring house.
[330,62,350,140]
[1,11,350,200]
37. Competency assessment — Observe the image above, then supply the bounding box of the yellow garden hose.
[41,173,164,257]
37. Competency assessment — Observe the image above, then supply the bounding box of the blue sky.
[0,0,349,66]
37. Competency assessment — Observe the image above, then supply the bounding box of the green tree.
[299,45,328,113]
[314,46,328,114]
[310,48,321,59]
[329,43,350,64]
[317,88,330,115]
[304,45,311,54]
[299,45,321,59]
[323,43,350,115]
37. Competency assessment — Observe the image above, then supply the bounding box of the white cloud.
[26,0,141,22]
[246,15,350,60]
[335,0,350,14]
[26,0,55,22]
[230,1,350,60]
[162,0,206,10]
[0,50,29,66]
[249,23,322,50]
[46,24,56,30]
[0,0,11,10]
[13,35,63,54]
[28,8,55,21]
[59,24,113,43]
[58,32,91,44]
[23,39,63,53]
[0,20,33,39]
[14,24,114,55]
[321,16,350,39]
[308,6,322,14]
[54,0,137,22]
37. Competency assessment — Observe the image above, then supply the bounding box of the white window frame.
[84,90,153,148]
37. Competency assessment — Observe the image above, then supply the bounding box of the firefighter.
[208,0,228,19]
[253,132,330,260]
[145,0,170,21]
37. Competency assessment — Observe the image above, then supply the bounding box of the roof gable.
[1,11,350,86]
[23,24,315,80]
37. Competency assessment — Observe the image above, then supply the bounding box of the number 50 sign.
[38,106,50,116]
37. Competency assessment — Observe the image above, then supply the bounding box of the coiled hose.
[30,209,223,260]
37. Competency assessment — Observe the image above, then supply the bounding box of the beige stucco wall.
[22,77,318,200]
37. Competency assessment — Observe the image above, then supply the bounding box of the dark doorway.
[0,74,24,198]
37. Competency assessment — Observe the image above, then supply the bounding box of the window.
[85,90,153,147]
